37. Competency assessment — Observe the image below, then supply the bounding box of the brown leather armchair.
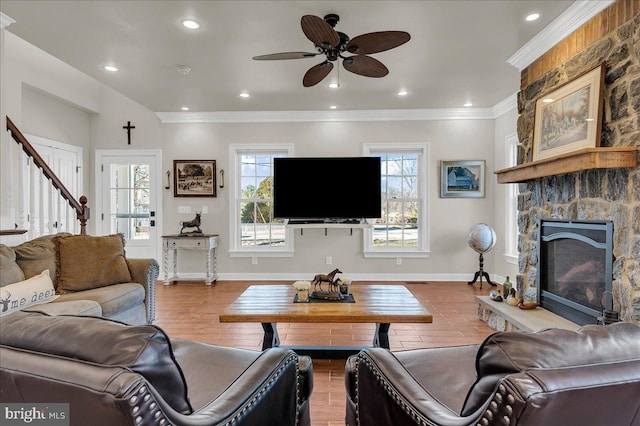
[345,322,640,426]
[0,311,313,426]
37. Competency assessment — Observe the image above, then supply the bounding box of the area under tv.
[285,218,372,234]
[286,218,365,225]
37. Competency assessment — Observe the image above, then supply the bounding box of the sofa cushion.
[0,245,25,286]
[14,234,64,283]
[0,270,56,317]
[55,283,145,317]
[56,234,132,294]
[460,322,640,416]
[0,311,192,414]
[24,299,102,316]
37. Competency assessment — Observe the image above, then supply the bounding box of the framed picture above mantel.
[174,160,216,197]
[532,64,604,162]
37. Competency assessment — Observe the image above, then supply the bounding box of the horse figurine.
[311,268,342,292]
[180,212,202,235]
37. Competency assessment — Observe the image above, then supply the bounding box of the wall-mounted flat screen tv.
[273,157,381,220]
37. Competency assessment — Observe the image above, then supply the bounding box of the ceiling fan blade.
[303,61,334,87]
[346,31,411,55]
[343,55,389,78]
[301,15,340,49]
[252,52,319,60]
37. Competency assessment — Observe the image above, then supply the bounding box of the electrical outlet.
[251,257,258,265]
[396,257,402,265]
[325,256,332,265]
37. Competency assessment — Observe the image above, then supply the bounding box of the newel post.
[77,195,90,235]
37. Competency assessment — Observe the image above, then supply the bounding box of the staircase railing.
[4,116,89,235]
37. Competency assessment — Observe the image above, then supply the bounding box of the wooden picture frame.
[440,160,485,198]
[174,160,216,197]
[533,64,604,161]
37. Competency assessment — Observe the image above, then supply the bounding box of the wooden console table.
[162,234,219,286]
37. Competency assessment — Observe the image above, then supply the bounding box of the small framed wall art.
[440,160,485,198]
[174,160,216,197]
[532,64,604,161]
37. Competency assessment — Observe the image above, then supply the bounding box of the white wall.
[1,28,518,282]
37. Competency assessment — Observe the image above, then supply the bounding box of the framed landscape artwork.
[440,160,485,198]
[532,64,604,161]
[174,160,216,197]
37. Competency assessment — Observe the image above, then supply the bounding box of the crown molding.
[1,12,16,29]
[492,93,517,118]
[156,107,498,124]
[507,0,615,72]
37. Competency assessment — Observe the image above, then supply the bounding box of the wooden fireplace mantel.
[495,147,638,184]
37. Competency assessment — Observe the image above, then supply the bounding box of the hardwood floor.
[154,280,494,426]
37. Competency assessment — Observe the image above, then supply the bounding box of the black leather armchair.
[1,311,313,426]
[345,322,640,426]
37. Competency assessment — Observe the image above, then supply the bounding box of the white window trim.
[504,133,518,265]
[228,143,295,258]
[362,142,430,259]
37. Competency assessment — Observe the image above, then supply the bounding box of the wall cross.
[123,121,136,145]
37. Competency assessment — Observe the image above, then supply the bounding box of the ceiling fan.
[252,14,410,87]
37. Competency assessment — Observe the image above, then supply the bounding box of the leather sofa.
[0,233,158,325]
[345,322,640,426]
[0,311,313,426]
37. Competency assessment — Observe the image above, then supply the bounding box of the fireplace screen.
[537,220,613,325]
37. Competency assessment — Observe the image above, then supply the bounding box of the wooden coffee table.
[219,284,433,358]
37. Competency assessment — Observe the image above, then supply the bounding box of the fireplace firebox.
[537,219,613,325]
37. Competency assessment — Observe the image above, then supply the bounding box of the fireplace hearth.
[537,219,613,325]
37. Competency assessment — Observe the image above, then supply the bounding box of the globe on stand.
[467,223,497,289]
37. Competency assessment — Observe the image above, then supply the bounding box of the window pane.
[373,151,422,249]
[237,152,286,249]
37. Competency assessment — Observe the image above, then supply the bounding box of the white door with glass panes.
[96,150,162,259]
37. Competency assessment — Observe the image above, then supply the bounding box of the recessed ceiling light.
[464,102,473,107]
[104,65,118,72]
[239,93,250,98]
[181,107,189,111]
[329,83,339,89]
[397,90,408,96]
[329,105,337,109]
[525,13,540,22]
[182,19,200,29]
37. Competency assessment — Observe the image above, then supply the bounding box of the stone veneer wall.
[516,2,640,323]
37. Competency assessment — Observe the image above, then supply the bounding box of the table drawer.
[165,238,209,249]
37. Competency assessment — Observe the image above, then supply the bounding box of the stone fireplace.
[514,5,639,324]
[537,219,613,325]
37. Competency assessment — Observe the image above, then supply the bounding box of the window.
[363,143,429,258]
[228,144,294,257]
[505,133,518,264]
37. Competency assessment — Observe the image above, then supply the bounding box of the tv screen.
[273,157,381,220]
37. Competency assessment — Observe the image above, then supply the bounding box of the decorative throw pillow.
[56,234,132,294]
[0,270,56,316]
[14,234,63,283]
[0,245,25,286]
